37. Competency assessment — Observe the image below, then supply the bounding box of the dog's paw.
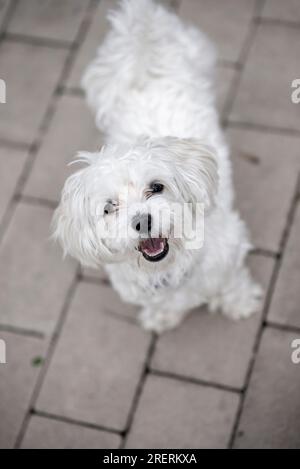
[221,282,263,320]
[139,307,185,333]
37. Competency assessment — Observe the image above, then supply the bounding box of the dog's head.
[53,136,218,274]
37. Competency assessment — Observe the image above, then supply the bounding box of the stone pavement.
[0,0,300,449]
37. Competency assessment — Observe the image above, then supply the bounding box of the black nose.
[132,213,152,234]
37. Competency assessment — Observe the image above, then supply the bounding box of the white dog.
[53,0,262,332]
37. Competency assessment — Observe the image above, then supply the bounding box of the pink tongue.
[141,238,164,255]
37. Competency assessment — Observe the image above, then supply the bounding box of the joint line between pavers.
[227,120,300,138]
[149,368,242,394]
[3,32,72,50]
[254,16,300,30]
[0,0,18,37]
[228,172,300,449]
[264,321,300,336]
[0,324,44,340]
[0,0,96,249]
[32,409,122,436]
[222,0,265,127]
[13,266,81,449]
[18,194,58,210]
[120,334,157,448]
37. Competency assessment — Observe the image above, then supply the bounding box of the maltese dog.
[53,0,262,333]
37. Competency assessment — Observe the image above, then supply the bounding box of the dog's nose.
[132,213,152,234]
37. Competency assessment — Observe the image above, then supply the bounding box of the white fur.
[53,0,262,332]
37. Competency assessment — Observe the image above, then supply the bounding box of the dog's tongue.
[139,238,165,257]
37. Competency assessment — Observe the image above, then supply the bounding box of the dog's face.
[53,137,218,274]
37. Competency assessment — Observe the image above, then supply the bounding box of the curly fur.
[53,0,262,332]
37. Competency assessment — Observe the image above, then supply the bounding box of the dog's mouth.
[138,237,169,262]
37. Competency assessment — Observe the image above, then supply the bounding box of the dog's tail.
[82,0,216,137]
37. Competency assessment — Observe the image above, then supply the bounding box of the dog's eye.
[150,182,164,193]
[103,201,116,215]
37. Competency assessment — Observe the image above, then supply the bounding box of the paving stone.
[66,0,175,89]
[36,282,151,431]
[260,0,300,23]
[216,65,236,117]
[0,0,298,451]
[21,415,121,449]
[152,255,274,390]
[23,94,102,202]
[178,0,256,64]
[234,328,300,448]
[8,0,89,43]
[126,374,239,449]
[0,41,68,144]
[228,127,300,252]
[0,202,76,335]
[0,331,46,449]
[268,202,300,328]
[82,280,139,321]
[0,0,10,28]
[230,24,300,131]
[67,0,120,89]
[0,146,27,223]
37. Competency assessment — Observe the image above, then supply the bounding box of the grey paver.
[0,331,46,449]
[216,65,236,117]
[151,255,274,389]
[260,0,300,23]
[0,0,10,28]
[229,128,300,252]
[21,415,121,449]
[178,0,256,63]
[234,328,300,449]
[0,0,298,450]
[66,0,120,89]
[7,0,89,43]
[268,202,300,328]
[83,280,139,321]
[230,24,300,131]
[0,146,27,223]
[0,202,76,335]
[23,94,102,203]
[0,41,68,144]
[126,374,239,449]
[36,281,150,431]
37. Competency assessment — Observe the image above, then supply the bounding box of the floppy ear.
[52,161,112,267]
[163,137,219,210]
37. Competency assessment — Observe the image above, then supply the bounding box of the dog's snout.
[132,213,152,234]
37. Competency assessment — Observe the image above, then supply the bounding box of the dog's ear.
[52,154,112,267]
[163,137,219,210]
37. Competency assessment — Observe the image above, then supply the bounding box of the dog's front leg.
[208,265,263,320]
[139,303,188,334]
